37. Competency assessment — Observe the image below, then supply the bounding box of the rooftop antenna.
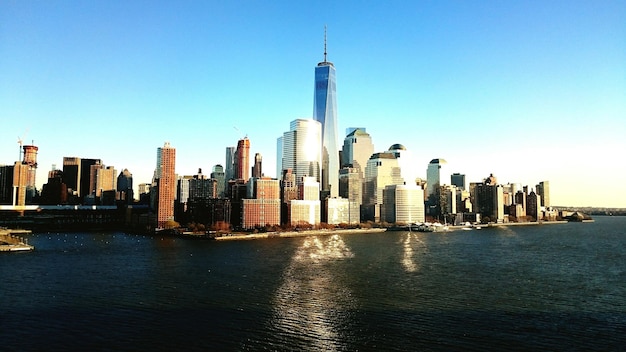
[323,24,328,63]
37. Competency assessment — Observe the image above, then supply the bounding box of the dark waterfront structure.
[116,169,134,205]
[0,165,14,204]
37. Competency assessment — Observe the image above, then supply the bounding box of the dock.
[0,228,34,252]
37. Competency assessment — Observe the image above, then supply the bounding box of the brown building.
[234,137,250,181]
[241,178,280,230]
[156,142,176,228]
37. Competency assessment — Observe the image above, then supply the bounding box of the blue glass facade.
[313,62,339,198]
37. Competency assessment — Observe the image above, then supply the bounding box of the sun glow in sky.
[1,1,625,207]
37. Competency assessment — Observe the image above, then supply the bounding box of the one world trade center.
[313,27,339,199]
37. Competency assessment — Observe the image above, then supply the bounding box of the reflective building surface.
[313,31,339,198]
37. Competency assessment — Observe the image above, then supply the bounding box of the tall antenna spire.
[317,25,333,67]
[324,24,327,63]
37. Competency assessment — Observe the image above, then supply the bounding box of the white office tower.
[382,184,425,224]
[279,119,322,188]
[363,151,404,222]
[388,144,420,186]
[290,176,321,226]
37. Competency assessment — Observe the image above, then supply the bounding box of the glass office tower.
[313,31,339,199]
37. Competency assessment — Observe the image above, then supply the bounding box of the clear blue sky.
[1,0,625,207]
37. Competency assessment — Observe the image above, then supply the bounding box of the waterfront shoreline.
[0,228,34,252]
[214,227,387,241]
[213,220,574,241]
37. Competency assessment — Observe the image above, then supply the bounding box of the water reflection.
[271,234,355,350]
[402,232,426,273]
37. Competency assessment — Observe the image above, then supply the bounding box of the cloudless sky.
[1,0,625,207]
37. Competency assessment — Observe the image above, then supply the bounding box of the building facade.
[156,142,176,228]
[381,184,425,224]
[326,197,358,225]
[234,137,250,181]
[210,164,226,198]
[363,151,404,222]
[536,181,550,208]
[279,119,322,188]
[341,128,374,172]
[338,167,363,221]
[252,153,262,178]
[117,169,133,203]
[241,178,281,229]
[426,158,450,199]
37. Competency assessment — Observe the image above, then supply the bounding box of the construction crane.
[233,126,247,139]
[17,128,29,162]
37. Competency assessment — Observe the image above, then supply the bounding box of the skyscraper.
[156,142,176,228]
[22,144,38,202]
[363,151,404,222]
[426,158,450,199]
[225,147,235,180]
[279,118,322,189]
[536,181,550,207]
[234,137,250,181]
[382,184,425,224]
[62,157,81,196]
[242,178,281,230]
[342,128,374,172]
[252,153,262,178]
[451,173,466,191]
[313,28,339,199]
[211,164,226,198]
[95,166,117,197]
[117,169,134,204]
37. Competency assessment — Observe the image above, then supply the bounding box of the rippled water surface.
[2,217,625,351]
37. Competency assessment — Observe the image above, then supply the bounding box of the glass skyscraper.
[280,118,322,187]
[313,30,339,199]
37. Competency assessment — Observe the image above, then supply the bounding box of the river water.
[1,217,625,351]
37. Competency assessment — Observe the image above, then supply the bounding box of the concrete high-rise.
[156,142,176,228]
[313,28,339,199]
[242,178,281,230]
[95,166,117,197]
[341,128,374,172]
[279,119,322,188]
[22,144,38,202]
[252,153,262,178]
[363,151,404,222]
[12,162,29,206]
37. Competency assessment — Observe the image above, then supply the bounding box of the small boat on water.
[461,222,481,231]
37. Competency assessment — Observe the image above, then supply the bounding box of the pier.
[0,228,34,252]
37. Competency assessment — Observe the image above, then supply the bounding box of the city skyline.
[1,1,625,208]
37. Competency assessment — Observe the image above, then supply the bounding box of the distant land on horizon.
[556,206,626,216]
